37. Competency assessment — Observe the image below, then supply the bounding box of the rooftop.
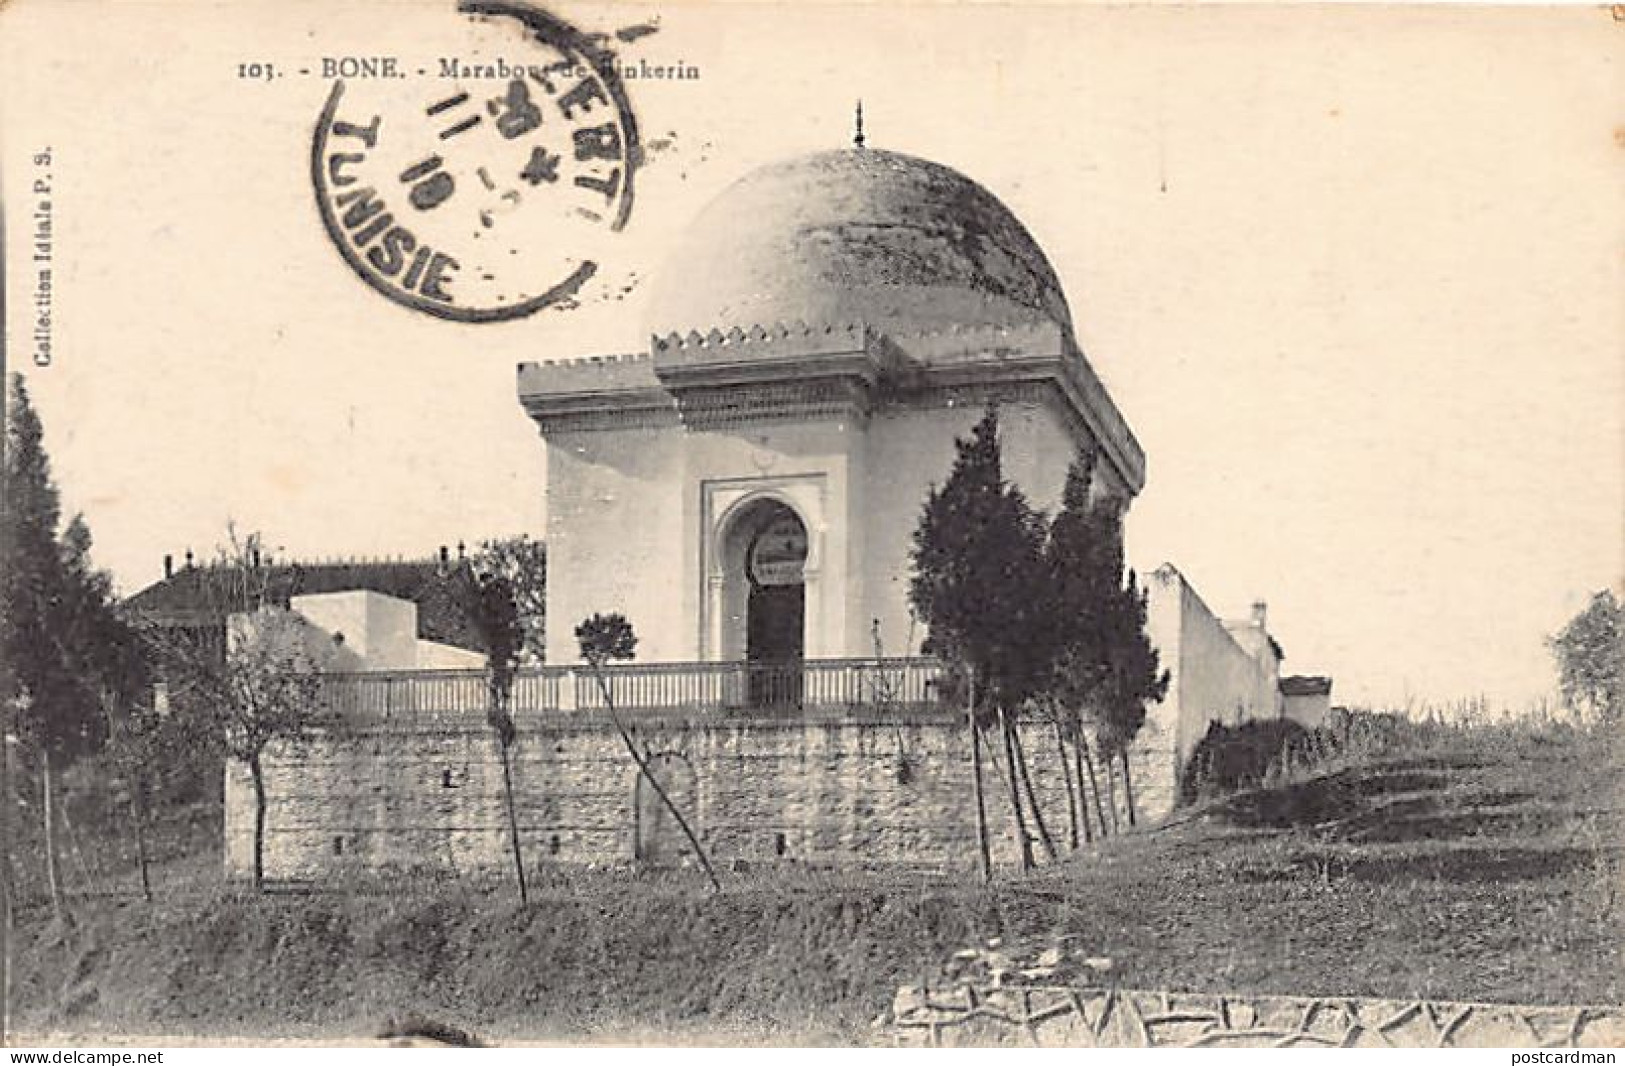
[1280,675,1334,697]
[121,552,485,652]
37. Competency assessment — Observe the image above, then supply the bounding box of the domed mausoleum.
[216,141,1320,881]
[519,142,1145,668]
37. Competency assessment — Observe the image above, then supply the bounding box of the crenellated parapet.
[651,320,874,360]
[516,351,674,435]
[516,314,1144,492]
[518,349,660,387]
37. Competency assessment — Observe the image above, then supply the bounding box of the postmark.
[311,0,640,322]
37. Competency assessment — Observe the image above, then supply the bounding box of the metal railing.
[319,668,563,717]
[315,657,944,723]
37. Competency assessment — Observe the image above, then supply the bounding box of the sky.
[2,1,1620,713]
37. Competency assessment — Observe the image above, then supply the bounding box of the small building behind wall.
[289,590,485,672]
[1132,564,1305,822]
[122,549,487,670]
[1281,675,1335,730]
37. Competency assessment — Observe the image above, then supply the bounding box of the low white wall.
[285,590,482,670]
[1137,564,1286,820]
[1283,691,1331,729]
[417,639,486,669]
[291,590,418,670]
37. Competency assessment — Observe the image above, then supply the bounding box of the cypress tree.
[910,406,1052,874]
[1043,447,1168,829]
[1,374,137,916]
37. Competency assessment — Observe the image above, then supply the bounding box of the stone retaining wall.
[224,713,1163,879]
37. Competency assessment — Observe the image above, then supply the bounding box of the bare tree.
[217,606,322,890]
[576,613,719,891]
[165,529,322,890]
[99,691,160,901]
[464,570,528,904]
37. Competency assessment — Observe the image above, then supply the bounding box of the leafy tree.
[909,406,1054,875]
[465,570,527,903]
[577,612,638,666]
[1549,590,1622,724]
[576,613,718,890]
[1,374,139,918]
[471,535,546,663]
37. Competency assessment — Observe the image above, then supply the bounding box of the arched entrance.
[719,498,808,707]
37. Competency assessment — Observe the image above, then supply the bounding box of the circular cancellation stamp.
[311,0,640,322]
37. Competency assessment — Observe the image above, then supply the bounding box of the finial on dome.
[853,99,866,149]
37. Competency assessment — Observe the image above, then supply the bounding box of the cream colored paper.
[1,0,1619,1047]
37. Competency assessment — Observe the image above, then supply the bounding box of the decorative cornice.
[517,352,675,436]
[671,377,875,431]
[523,397,680,436]
[651,320,887,429]
[515,315,1146,496]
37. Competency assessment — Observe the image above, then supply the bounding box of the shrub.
[1179,718,1309,806]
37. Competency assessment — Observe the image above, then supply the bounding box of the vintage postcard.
[1,0,1620,1050]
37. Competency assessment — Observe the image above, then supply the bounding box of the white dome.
[645,148,1073,339]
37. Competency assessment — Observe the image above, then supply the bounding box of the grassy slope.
[9,724,1621,1045]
